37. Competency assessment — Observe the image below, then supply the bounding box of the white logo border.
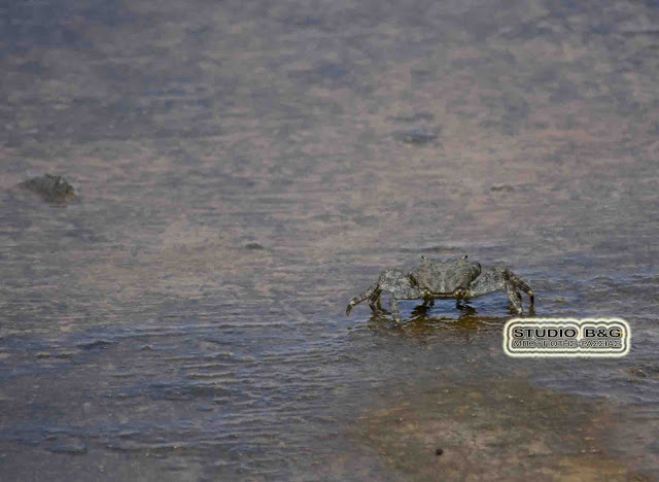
[503,317,631,358]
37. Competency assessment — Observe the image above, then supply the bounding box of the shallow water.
[1,0,658,480]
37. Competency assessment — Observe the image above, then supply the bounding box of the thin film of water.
[1,0,658,480]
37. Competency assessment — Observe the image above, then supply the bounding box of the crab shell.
[409,256,482,295]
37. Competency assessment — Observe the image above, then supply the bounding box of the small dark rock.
[19,174,77,204]
[391,112,435,123]
[76,340,115,350]
[48,442,87,455]
[244,242,265,250]
[35,351,76,359]
[435,448,444,456]
[490,184,515,192]
[394,128,439,145]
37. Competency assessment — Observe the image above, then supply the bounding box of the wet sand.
[1,0,658,480]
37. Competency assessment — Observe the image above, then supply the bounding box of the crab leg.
[369,289,383,313]
[506,270,534,306]
[505,283,523,314]
[346,284,379,316]
[465,267,534,314]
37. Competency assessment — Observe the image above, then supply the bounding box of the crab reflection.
[364,302,535,338]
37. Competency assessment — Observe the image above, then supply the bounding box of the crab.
[345,256,534,322]
[409,255,482,298]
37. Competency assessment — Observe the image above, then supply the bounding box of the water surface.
[1,0,658,480]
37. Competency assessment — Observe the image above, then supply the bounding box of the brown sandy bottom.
[0,0,658,480]
[351,378,652,482]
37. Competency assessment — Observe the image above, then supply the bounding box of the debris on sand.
[18,174,77,204]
